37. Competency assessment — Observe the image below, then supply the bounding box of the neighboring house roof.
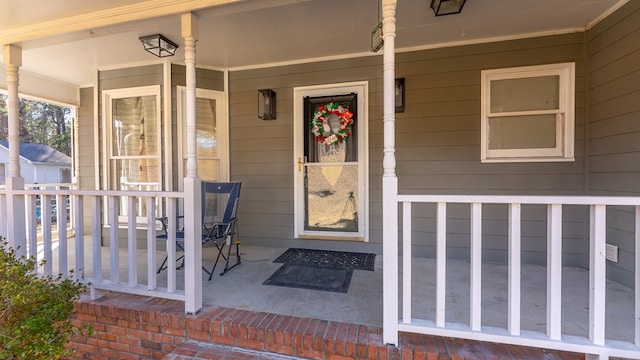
[0,141,71,165]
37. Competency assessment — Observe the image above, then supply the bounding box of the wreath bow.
[310,102,354,146]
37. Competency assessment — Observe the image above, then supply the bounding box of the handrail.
[391,194,640,360]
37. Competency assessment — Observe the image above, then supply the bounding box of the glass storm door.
[294,84,368,241]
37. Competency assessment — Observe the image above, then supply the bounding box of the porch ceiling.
[0,0,628,87]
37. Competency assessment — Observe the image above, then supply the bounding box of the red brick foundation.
[69,293,585,360]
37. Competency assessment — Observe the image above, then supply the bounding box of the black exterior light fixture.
[258,89,277,120]
[139,34,179,57]
[395,78,406,113]
[431,0,467,16]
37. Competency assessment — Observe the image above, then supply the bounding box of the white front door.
[293,82,368,241]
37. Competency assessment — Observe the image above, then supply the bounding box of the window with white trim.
[102,86,162,223]
[481,63,575,162]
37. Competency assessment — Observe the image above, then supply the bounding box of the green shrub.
[0,239,89,359]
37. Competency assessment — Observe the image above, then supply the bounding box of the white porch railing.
[0,185,190,306]
[386,195,640,360]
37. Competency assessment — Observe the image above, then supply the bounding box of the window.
[59,168,71,183]
[102,86,162,222]
[176,87,228,183]
[481,63,575,162]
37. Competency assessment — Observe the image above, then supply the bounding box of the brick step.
[162,342,305,359]
[71,293,586,360]
[159,307,585,360]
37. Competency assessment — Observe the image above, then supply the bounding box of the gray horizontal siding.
[587,1,640,288]
[78,87,97,233]
[229,33,590,263]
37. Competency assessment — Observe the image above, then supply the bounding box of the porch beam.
[3,44,26,255]
[381,0,399,346]
[0,0,243,46]
[181,12,203,315]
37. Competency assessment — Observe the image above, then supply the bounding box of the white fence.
[388,195,640,360]
[0,185,188,304]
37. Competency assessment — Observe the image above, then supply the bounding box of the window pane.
[112,158,160,217]
[488,115,557,150]
[112,158,160,190]
[490,76,559,113]
[196,98,217,158]
[305,164,358,232]
[183,159,220,182]
[112,96,158,156]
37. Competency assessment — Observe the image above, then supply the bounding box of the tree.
[0,94,71,156]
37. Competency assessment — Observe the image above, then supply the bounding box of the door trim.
[293,81,369,241]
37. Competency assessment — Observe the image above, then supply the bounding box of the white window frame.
[101,85,162,224]
[480,62,575,163]
[176,87,229,185]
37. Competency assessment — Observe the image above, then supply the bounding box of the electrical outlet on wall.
[605,243,619,263]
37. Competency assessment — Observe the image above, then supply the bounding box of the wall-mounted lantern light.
[430,0,467,16]
[258,89,277,120]
[139,34,179,58]
[395,78,406,113]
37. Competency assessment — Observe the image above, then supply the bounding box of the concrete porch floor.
[44,237,636,344]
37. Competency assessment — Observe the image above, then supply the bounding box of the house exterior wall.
[30,163,70,183]
[228,32,588,264]
[228,56,383,254]
[77,87,96,232]
[0,150,35,183]
[587,1,640,288]
[0,150,69,184]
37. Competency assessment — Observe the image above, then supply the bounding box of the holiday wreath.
[310,102,355,146]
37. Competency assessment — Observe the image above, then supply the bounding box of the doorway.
[293,82,368,241]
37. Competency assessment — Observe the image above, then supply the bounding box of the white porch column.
[3,44,26,255]
[181,12,203,314]
[381,0,399,346]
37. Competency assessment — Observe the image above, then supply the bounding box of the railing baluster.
[74,194,84,279]
[589,204,606,346]
[42,194,53,276]
[92,196,102,284]
[402,201,412,324]
[147,198,157,291]
[547,203,562,341]
[128,196,137,287]
[436,202,447,327]
[25,194,37,268]
[0,194,6,239]
[167,198,177,292]
[508,203,521,336]
[470,202,482,331]
[57,193,68,278]
[635,205,640,346]
[109,196,119,284]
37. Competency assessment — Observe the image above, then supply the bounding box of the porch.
[4,187,638,359]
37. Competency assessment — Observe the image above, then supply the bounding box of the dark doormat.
[272,248,376,271]
[263,263,353,293]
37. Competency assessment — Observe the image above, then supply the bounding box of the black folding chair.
[157,181,242,280]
